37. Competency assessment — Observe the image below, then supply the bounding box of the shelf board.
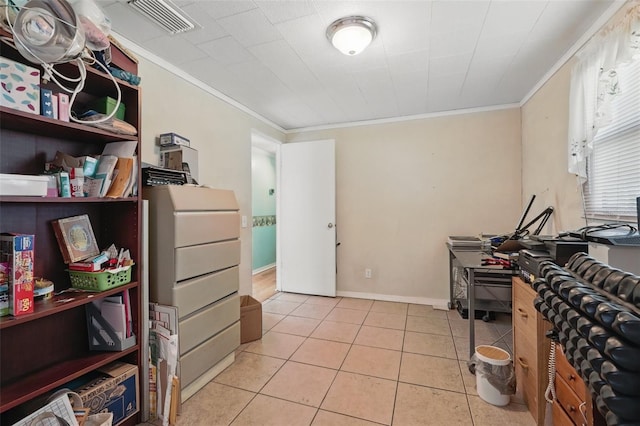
[0,282,138,330]
[0,345,138,412]
[0,107,138,142]
[0,195,139,204]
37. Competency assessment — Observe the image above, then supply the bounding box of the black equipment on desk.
[518,238,588,283]
[142,166,188,186]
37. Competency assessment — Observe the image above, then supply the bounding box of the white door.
[278,139,336,297]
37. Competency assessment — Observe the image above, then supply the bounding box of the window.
[583,58,640,221]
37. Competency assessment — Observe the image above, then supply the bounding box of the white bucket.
[475,345,511,406]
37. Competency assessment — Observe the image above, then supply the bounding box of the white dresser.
[143,185,241,400]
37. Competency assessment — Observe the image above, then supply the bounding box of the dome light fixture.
[326,16,377,56]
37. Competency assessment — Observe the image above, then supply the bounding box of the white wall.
[287,108,523,304]
[137,57,285,296]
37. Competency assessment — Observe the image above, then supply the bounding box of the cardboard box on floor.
[240,295,262,343]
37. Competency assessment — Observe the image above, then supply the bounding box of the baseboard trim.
[335,290,450,310]
[252,264,276,275]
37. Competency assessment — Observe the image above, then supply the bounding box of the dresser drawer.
[514,333,540,411]
[513,280,537,338]
[553,397,576,426]
[556,374,587,426]
[556,343,587,401]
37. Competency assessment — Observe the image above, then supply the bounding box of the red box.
[0,233,35,315]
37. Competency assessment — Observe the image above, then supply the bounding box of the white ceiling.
[101,0,619,130]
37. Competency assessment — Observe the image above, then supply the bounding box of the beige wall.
[521,59,589,234]
[135,38,592,304]
[288,109,523,304]
[137,57,285,296]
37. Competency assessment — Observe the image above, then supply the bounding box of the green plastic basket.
[68,264,133,292]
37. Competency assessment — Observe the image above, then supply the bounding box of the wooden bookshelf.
[0,31,142,425]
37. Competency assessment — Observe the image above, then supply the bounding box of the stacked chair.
[532,252,640,425]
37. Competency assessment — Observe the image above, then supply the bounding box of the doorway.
[251,131,280,300]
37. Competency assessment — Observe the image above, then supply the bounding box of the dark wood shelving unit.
[0,30,143,426]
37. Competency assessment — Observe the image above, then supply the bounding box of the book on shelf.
[493,251,519,261]
[51,214,100,264]
[105,157,133,198]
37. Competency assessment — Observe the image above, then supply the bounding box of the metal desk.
[447,245,517,357]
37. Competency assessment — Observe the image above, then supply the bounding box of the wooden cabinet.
[0,30,142,425]
[512,277,552,425]
[553,343,593,426]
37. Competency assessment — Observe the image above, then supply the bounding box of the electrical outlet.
[365,268,372,279]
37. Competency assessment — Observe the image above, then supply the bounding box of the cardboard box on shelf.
[240,295,262,343]
[74,361,139,425]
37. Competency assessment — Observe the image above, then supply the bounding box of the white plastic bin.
[475,345,512,406]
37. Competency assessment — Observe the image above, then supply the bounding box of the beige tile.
[408,304,449,318]
[449,318,503,341]
[321,371,396,425]
[214,351,285,392]
[467,394,535,426]
[262,312,285,332]
[235,342,250,355]
[245,331,305,359]
[403,331,457,359]
[311,410,380,426]
[261,361,336,407]
[270,315,321,337]
[230,394,317,426]
[336,297,374,311]
[311,320,360,343]
[277,292,310,303]
[325,307,368,324]
[304,295,341,307]
[363,311,406,330]
[393,383,473,426]
[177,382,254,426]
[262,299,301,315]
[291,337,350,369]
[341,344,401,380]
[459,360,478,396]
[354,325,404,351]
[405,316,451,336]
[370,300,408,314]
[266,292,281,300]
[399,352,465,393]
[290,303,334,320]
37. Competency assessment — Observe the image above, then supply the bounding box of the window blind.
[584,58,640,220]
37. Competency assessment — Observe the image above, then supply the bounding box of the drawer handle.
[517,357,529,369]
[567,404,577,413]
[568,373,576,381]
[516,308,528,318]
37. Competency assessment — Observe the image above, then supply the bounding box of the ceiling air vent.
[128,0,198,34]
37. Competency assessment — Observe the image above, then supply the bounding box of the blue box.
[41,88,54,118]
[74,362,139,425]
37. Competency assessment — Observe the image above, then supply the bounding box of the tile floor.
[162,294,535,426]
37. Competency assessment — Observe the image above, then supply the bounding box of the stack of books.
[447,236,483,248]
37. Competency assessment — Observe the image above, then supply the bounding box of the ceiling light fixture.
[326,16,377,56]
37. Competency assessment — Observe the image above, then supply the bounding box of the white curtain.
[568,3,640,180]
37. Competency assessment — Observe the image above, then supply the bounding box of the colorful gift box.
[0,56,40,115]
[0,233,35,316]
